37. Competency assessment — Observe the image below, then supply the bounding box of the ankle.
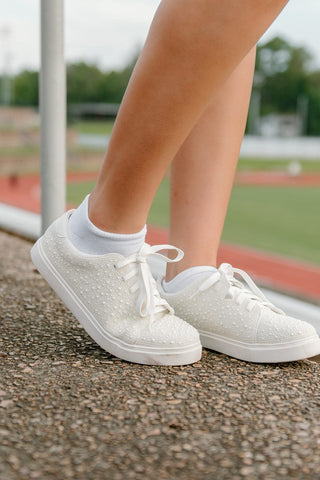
[88,191,146,235]
[68,195,146,256]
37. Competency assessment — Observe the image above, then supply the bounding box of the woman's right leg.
[89,0,290,234]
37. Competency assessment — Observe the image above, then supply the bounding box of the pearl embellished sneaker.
[30,211,201,365]
[158,263,320,363]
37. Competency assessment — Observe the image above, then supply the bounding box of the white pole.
[40,0,66,234]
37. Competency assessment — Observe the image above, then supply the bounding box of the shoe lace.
[115,244,184,320]
[196,263,284,314]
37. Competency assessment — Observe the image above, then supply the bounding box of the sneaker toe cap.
[256,313,318,344]
[115,314,200,348]
[153,314,200,346]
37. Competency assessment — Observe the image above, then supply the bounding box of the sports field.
[1,116,319,267]
[67,168,320,266]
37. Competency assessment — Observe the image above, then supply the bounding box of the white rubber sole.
[200,330,320,363]
[31,238,202,366]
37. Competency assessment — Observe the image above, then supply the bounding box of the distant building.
[68,103,119,121]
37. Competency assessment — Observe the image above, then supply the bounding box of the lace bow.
[196,263,284,314]
[115,244,184,318]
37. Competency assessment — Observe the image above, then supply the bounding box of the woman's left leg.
[167,47,256,280]
[161,46,320,364]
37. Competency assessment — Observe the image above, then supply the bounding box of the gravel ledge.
[1,231,320,480]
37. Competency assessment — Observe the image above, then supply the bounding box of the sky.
[1,0,320,74]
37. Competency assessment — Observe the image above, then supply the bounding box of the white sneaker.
[30,212,201,365]
[158,263,320,363]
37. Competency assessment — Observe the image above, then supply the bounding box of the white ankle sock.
[162,266,217,293]
[67,195,147,256]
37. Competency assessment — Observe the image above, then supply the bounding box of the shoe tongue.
[220,263,234,279]
[153,310,169,321]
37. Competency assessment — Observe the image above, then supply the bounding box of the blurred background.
[0,0,320,300]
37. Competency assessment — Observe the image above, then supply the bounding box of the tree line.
[255,37,320,135]
[3,36,320,135]
[9,55,137,108]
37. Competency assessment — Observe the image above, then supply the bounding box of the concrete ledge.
[1,229,320,480]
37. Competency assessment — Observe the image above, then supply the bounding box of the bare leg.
[167,48,256,280]
[89,0,289,234]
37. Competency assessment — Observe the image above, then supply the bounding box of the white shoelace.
[196,263,284,314]
[115,244,184,320]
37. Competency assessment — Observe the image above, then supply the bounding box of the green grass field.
[72,121,114,135]
[67,177,320,266]
[223,185,320,265]
[238,158,320,172]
